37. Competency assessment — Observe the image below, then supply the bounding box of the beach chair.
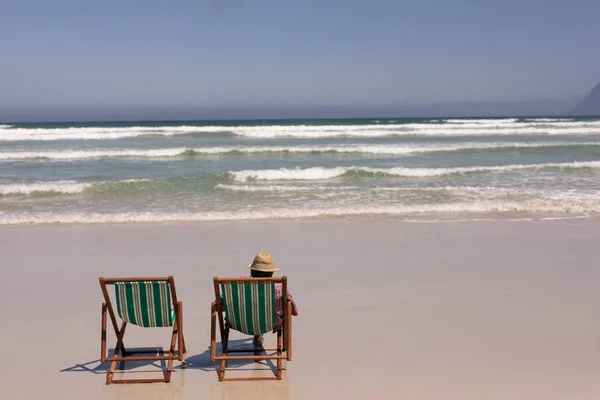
[99,276,186,384]
[210,277,293,381]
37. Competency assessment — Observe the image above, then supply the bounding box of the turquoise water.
[1,117,600,224]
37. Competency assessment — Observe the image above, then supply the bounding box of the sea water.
[1,117,599,224]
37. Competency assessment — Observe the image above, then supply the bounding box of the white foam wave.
[2,141,598,161]
[0,124,13,129]
[443,118,519,124]
[524,118,574,122]
[216,184,519,194]
[231,161,600,181]
[379,161,600,177]
[2,119,600,141]
[2,200,599,225]
[215,184,600,204]
[203,122,600,138]
[0,148,190,160]
[0,181,92,195]
[0,179,149,195]
[216,184,360,192]
[232,167,349,181]
[0,125,203,141]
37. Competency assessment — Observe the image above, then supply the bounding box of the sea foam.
[230,161,600,181]
[2,119,600,141]
[0,181,92,195]
[0,125,202,141]
[2,199,598,225]
[0,148,190,160]
[1,142,598,160]
[0,179,150,196]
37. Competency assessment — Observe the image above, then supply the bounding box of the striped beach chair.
[210,277,292,381]
[99,276,186,384]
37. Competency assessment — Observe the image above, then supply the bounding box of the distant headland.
[573,82,600,116]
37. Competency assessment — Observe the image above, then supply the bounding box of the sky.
[1,0,599,115]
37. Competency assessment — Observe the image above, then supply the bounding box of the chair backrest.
[219,279,281,336]
[115,281,174,328]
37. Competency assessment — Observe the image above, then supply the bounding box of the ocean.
[1,117,599,224]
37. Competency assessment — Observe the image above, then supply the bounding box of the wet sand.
[1,218,599,399]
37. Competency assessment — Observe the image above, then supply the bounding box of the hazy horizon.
[0,99,581,123]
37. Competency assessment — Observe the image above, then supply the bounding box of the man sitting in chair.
[246,252,298,352]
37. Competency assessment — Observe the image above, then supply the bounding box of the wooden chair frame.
[210,277,292,381]
[99,276,187,384]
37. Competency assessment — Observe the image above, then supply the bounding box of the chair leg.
[223,325,230,352]
[219,360,226,381]
[283,300,290,353]
[283,319,287,353]
[276,329,283,380]
[219,327,230,381]
[287,301,292,361]
[164,315,182,383]
[165,350,174,383]
[107,360,117,384]
[210,302,217,362]
[179,302,185,361]
[101,303,107,362]
[115,321,127,356]
[106,321,128,384]
[168,320,178,379]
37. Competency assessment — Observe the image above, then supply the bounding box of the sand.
[1,218,599,399]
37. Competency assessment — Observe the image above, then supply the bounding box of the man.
[246,252,299,351]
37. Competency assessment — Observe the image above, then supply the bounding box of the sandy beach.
[1,218,599,399]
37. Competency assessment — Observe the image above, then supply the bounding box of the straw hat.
[247,252,279,272]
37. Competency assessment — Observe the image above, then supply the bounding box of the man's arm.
[287,293,299,316]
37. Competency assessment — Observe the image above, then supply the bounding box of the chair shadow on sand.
[60,337,288,382]
[60,347,182,382]
[176,337,287,380]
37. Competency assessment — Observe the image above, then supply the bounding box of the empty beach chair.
[210,277,293,381]
[99,276,186,384]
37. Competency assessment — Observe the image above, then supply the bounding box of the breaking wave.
[2,142,597,160]
[0,148,194,160]
[0,181,92,195]
[216,184,361,192]
[0,179,151,196]
[0,125,210,141]
[2,118,600,141]
[230,161,600,181]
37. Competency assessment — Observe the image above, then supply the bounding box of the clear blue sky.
[1,0,599,109]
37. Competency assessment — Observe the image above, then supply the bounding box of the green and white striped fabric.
[221,282,275,336]
[115,281,174,328]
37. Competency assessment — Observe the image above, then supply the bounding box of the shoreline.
[1,210,598,227]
